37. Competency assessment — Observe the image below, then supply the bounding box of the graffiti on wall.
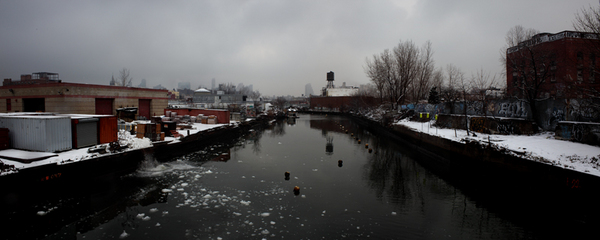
[572,124,585,141]
[469,118,486,133]
[496,122,517,135]
[497,102,528,118]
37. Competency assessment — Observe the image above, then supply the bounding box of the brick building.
[506,31,600,99]
[1,73,168,119]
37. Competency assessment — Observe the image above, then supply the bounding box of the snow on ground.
[0,121,233,175]
[395,119,600,177]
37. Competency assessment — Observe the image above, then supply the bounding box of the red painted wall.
[309,96,378,111]
[164,108,230,124]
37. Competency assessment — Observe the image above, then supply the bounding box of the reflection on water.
[3,114,599,239]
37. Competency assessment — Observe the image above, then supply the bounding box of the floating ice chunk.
[270,221,276,225]
[37,211,46,216]
[142,216,151,221]
[155,223,161,227]
[205,170,213,174]
[136,213,145,219]
[233,212,242,216]
[119,231,129,239]
[242,176,246,178]
[312,169,318,171]
[203,194,213,199]
[162,189,173,193]
[240,200,251,206]
[260,212,270,217]
[278,142,282,144]
[301,195,306,198]
[261,229,270,235]
[181,183,189,187]
[162,211,169,215]
[149,208,158,213]
[391,212,397,216]
[177,188,184,191]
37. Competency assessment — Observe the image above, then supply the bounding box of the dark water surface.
[4,114,597,239]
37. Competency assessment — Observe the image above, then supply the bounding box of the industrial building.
[506,31,600,99]
[1,72,168,119]
[310,71,374,111]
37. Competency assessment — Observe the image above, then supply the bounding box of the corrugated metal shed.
[0,115,72,152]
[71,117,98,149]
[62,114,118,144]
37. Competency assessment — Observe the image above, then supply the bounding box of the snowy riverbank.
[395,119,600,177]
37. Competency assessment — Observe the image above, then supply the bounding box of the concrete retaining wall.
[555,121,600,146]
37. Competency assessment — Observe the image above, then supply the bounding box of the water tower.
[326,71,334,88]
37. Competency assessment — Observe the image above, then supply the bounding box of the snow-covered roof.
[194,88,210,93]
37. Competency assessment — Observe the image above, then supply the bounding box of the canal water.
[3,114,598,239]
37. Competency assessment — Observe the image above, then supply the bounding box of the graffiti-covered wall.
[555,122,600,146]
[403,98,599,131]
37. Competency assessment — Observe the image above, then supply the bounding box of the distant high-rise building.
[138,78,147,88]
[305,83,314,96]
[211,78,216,91]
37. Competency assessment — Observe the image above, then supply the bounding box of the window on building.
[550,60,557,82]
[590,53,596,83]
[6,99,11,111]
[577,52,584,82]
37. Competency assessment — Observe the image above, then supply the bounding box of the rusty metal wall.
[0,115,72,152]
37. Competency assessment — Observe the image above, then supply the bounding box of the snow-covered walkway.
[395,119,600,177]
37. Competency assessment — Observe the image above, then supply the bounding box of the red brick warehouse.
[506,31,600,99]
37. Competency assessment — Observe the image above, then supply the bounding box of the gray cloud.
[1,0,596,96]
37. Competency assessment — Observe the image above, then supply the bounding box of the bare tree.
[115,68,133,87]
[274,96,287,110]
[573,4,600,101]
[431,67,444,93]
[365,40,435,109]
[499,25,540,78]
[457,70,470,135]
[364,54,386,102]
[410,41,435,103]
[574,4,600,53]
[470,68,498,117]
[441,64,462,114]
[504,25,553,128]
[393,40,420,107]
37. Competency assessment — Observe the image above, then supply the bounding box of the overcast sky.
[1,0,597,96]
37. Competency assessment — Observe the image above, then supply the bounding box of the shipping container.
[0,115,72,152]
[97,116,118,144]
[61,114,118,145]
